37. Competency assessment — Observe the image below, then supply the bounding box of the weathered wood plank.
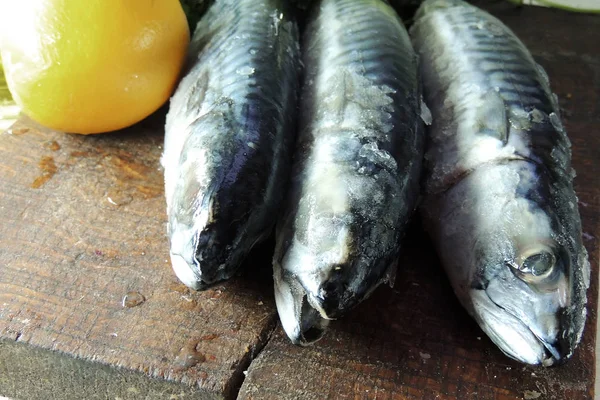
[239,3,600,400]
[0,2,598,400]
[0,339,213,400]
[0,113,278,399]
[240,219,597,399]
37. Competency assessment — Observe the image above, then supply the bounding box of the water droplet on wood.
[31,156,57,188]
[42,140,61,151]
[173,341,205,371]
[106,189,133,206]
[122,291,145,308]
[180,296,200,311]
[7,127,29,135]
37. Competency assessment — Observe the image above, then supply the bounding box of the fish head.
[273,222,354,345]
[470,240,577,366]
[433,162,589,366]
[166,143,246,291]
[274,204,398,345]
[167,177,227,290]
[274,250,395,346]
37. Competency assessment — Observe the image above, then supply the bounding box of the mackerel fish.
[411,0,590,365]
[274,0,424,345]
[163,0,300,289]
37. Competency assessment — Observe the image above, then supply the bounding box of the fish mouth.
[170,253,207,290]
[470,289,562,366]
[168,221,241,290]
[274,271,360,345]
[273,254,397,345]
[274,270,331,346]
[168,221,211,290]
[296,294,330,345]
[170,252,229,291]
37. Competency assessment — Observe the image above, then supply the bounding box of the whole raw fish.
[274,0,424,345]
[411,0,589,365]
[163,0,300,289]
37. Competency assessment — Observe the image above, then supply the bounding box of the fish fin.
[420,96,432,126]
[384,258,399,288]
[580,246,591,290]
[535,62,551,87]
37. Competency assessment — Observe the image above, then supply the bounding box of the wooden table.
[1,2,598,399]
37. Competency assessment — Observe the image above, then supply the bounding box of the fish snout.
[170,252,205,290]
[470,286,573,366]
[170,250,230,290]
[309,256,394,318]
[549,305,584,365]
[273,270,330,346]
[168,240,233,291]
[169,214,245,290]
[311,269,356,319]
[528,306,581,367]
[294,297,330,346]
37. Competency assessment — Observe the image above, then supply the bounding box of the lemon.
[0,0,190,134]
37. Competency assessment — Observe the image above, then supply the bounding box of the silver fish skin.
[411,0,590,366]
[162,0,300,290]
[274,0,423,345]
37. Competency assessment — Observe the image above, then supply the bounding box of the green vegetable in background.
[179,0,212,33]
[0,55,20,131]
[0,56,11,103]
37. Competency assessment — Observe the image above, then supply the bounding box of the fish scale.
[412,0,589,366]
[413,3,571,194]
[274,0,423,345]
[163,0,300,289]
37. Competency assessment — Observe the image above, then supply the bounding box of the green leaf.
[0,55,20,130]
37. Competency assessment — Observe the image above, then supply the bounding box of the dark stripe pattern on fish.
[274,0,424,345]
[163,0,301,289]
[411,0,590,366]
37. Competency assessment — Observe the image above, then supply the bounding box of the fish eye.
[506,244,563,286]
[519,251,556,277]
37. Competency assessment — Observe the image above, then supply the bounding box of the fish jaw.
[170,253,204,291]
[273,263,330,346]
[470,288,558,366]
[273,232,397,345]
[168,212,205,289]
[469,253,582,366]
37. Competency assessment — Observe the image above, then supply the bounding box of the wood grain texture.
[0,112,278,399]
[0,2,598,400]
[239,3,600,400]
